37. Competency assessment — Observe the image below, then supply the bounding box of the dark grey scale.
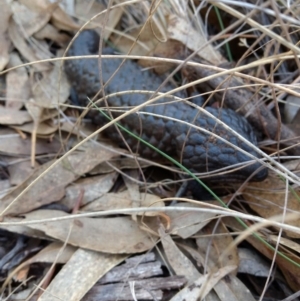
[65,30,268,187]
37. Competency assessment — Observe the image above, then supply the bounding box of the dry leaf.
[34,23,70,46]
[8,159,39,186]
[75,0,123,40]
[0,142,117,215]
[11,1,51,36]
[159,224,200,283]
[0,130,61,156]
[242,171,300,238]
[0,108,32,125]
[0,0,12,71]
[82,190,165,215]
[167,14,225,65]
[13,121,58,136]
[170,265,237,301]
[32,63,70,108]
[38,249,127,301]
[196,221,239,273]
[6,52,30,109]
[59,172,118,210]
[23,209,156,253]
[168,202,217,239]
[8,19,50,71]
[224,217,300,291]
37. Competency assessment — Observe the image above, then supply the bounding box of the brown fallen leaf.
[167,202,217,239]
[34,23,70,47]
[0,128,61,156]
[224,217,300,292]
[82,190,165,215]
[167,14,225,65]
[38,249,127,301]
[0,108,32,125]
[32,63,70,108]
[21,209,156,253]
[196,220,239,274]
[0,142,118,215]
[159,224,200,283]
[6,52,30,109]
[10,1,51,36]
[8,18,50,71]
[241,171,300,238]
[7,158,40,186]
[0,0,11,71]
[59,172,118,210]
[12,121,58,136]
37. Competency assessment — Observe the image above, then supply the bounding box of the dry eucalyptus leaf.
[23,209,156,253]
[0,108,32,125]
[11,1,51,36]
[224,217,300,292]
[0,34,11,71]
[196,221,239,273]
[0,130,61,155]
[111,23,158,56]
[32,63,70,108]
[29,242,77,264]
[8,159,39,186]
[213,274,256,301]
[140,40,183,75]
[167,14,225,65]
[6,52,30,109]
[82,190,165,214]
[0,215,51,240]
[159,224,200,283]
[75,0,123,40]
[168,203,217,239]
[91,157,152,174]
[0,0,11,70]
[34,23,70,46]
[242,171,300,238]
[12,121,58,136]
[8,19,50,71]
[59,172,118,210]
[39,248,127,301]
[0,142,117,215]
[170,265,237,301]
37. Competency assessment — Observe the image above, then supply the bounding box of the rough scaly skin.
[65,30,267,181]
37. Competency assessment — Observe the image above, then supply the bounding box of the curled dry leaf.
[167,14,225,65]
[6,52,30,109]
[21,209,156,254]
[241,171,300,238]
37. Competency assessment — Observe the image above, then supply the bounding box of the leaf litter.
[0,0,299,300]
